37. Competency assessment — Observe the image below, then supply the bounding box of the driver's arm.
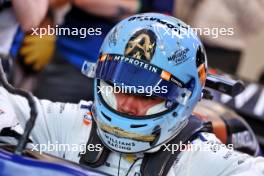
[169,132,264,176]
[0,87,92,159]
[12,0,49,31]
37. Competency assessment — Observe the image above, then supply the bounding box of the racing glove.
[18,33,55,73]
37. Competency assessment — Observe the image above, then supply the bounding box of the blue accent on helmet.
[91,13,207,153]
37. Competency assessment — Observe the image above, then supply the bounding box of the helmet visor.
[93,53,193,105]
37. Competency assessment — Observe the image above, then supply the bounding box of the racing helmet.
[84,13,207,153]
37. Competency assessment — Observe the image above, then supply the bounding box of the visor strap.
[97,53,186,88]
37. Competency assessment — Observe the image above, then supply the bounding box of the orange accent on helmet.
[161,70,171,81]
[100,54,107,62]
[198,64,206,86]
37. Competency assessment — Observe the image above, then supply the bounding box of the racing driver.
[0,13,264,176]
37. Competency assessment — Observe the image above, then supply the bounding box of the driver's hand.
[19,34,55,73]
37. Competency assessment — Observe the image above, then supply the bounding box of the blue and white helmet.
[83,13,207,153]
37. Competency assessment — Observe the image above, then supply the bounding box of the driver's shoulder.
[34,99,93,145]
[38,99,93,121]
[169,132,248,176]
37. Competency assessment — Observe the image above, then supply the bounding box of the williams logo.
[168,42,190,65]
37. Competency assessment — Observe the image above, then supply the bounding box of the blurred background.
[238,30,264,81]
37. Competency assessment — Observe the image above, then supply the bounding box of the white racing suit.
[0,87,264,176]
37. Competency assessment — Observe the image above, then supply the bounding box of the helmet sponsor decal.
[168,42,190,65]
[104,133,135,151]
[128,15,189,35]
[99,123,155,142]
[125,29,156,61]
[98,54,186,88]
[109,54,158,73]
[108,26,119,47]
